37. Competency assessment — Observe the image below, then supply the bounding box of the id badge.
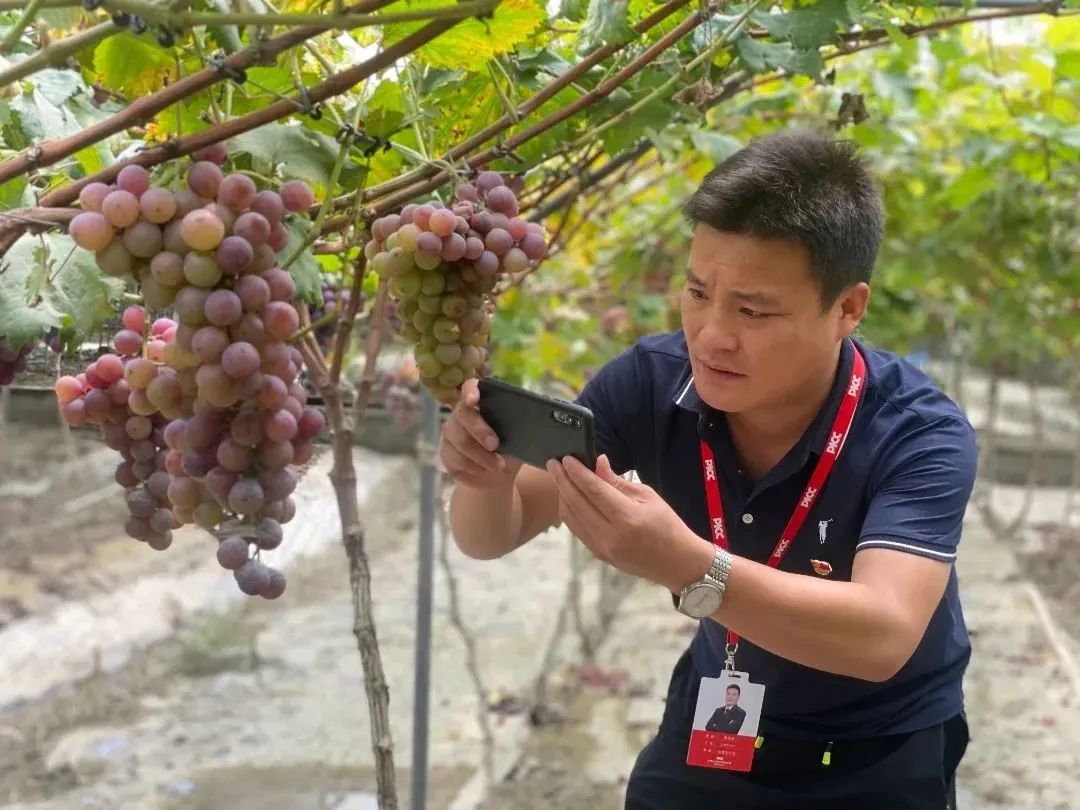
[686,670,764,772]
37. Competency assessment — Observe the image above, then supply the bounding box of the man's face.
[681,225,865,415]
[725,687,739,706]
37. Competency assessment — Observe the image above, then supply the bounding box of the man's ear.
[835,282,870,340]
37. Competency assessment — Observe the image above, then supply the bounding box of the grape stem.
[354,277,389,423]
[288,310,339,343]
[0,19,118,88]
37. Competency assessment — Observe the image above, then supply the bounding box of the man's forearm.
[448,478,524,560]
[667,533,921,682]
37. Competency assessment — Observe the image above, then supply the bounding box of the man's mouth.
[699,360,745,378]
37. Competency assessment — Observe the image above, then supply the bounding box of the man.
[440,130,976,809]
[705,684,747,734]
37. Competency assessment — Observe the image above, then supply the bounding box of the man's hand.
[546,454,714,592]
[439,379,523,490]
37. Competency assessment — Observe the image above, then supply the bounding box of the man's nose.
[697,313,739,354]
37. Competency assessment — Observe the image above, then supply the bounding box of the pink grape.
[181,210,225,252]
[250,243,277,274]
[162,220,189,255]
[486,186,518,216]
[116,462,140,489]
[197,366,238,408]
[236,275,270,312]
[83,389,111,422]
[485,228,513,256]
[101,190,140,228]
[442,233,467,261]
[168,477,201,509]
[235,560,271,596]
[231,313,266,347]
[251,191,284,224]
[429,208,456,238]
[217,537,250,570]
[85,363,107,389]
[216,236,253,275]
[149,508,177,535]
[218,173,257,210]
[280,180,314,212]
[152,318,176,338]
[123,305,145,333]
[206,202,236,233]
[205,289,243,327]
[292,439,314,465]
[127,489,157,518]
[233,212,270,246]
[455,183,479,202]
[79,182,111,213]
[519,232,547,261]
[205,466,237,505]
[109,378,132,405]
[182,448,218,478]
[221,341,260,379]
[260,342,291,378]
[476,171,503,193]
[400,203,418,226]
[96,354,125,384]
[192,326,227,362]
[256,438,294,470]
[259,468,296,501]
[233,369,264,400]
[122,220,163,258]
[126,415,152,440]
[188,161,223,198]
[259,375,288,410]
[193,142,228,166]
[282,396,303,419]
[417,231,442,254]
[475,250,499,276]
[296,407,325,440]
[137,187,177,223]
[146,374,181,410]
[265,409,298,443]
[62,399,87,426]
[259,569,288,599]
[255,518,284,551]
[163,420,187,450]
[268,223,289,252]
[69,212,116,252]
[413,205,435,230]
[230,409,264,447]
[150,251,184,286]
[502,247,529,274]
[262,302,299,340]
[469,211,492,234]
[216,437,252,472]
[507,218,529,242]
[165,451,185,476]
[55,376,83,404]
[228,479,265,514]
[173,189,204,218]
[261,268,295,302]
[115,328,142,356]
[116,165,150,198]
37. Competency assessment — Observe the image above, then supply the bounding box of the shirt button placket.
[741,513,754,525]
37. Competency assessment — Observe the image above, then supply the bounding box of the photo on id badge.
[687,671,764,772]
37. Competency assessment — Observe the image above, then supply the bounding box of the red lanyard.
[699,348,866,656]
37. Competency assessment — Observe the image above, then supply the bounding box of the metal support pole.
[411,388,439,810]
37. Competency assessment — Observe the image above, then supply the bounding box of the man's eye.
[688,288,707,301]
[740,307,765,318]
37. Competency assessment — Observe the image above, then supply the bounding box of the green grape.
[438,366,464,388]
[95,240,134,277]
[400,323,422,342]
[412,310,436,333]
[385,232,400,251]
[419,333,438,351]
[388,248,414,278]
[434,342,462,366]
[399,298,419,321]
[183,251,224,287]
[372,251,393,279]
[441,294,468,318]
[397,270,423,298]
[141,274,177,308]
[397,223,421,252]
[180,209,225,251]
[414,252,442,271]
[432,318,461,343]
[420,271,445,296]
[459,344,482,372]
[417,295,442,316]
[414,350,441,378]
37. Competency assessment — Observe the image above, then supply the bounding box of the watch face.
[682,584,721,618]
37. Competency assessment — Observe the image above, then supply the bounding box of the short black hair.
[682,129,884,307]
[726,684,741,695]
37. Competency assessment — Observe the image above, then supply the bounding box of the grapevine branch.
[346,0,694,205]
[0,0,399,185]
[355,279,390,423]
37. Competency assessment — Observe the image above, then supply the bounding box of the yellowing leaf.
[384,0,546,70]
[94,32,176,96]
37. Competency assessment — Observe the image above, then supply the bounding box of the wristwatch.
[675,546,732,619]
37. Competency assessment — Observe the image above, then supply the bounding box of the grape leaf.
[383,0,546,70]
[280,216,322,302]
[229,124,341,191]
[363,80,406,140]
[0,176,28,211]
[736,38,823,79]
[577,0,635,54]
[93,32,177,96]
[754,0,850,50]
[32,69,85,108]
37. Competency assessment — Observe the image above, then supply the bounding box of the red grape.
[69,212,115,252]
[218,173,257,210]
[204,289,243,327]
[188,161,224,198]
[280,180,314,212]
[79,182,111,213]
[221,341,260,379]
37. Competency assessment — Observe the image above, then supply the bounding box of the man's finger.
[548,458,611,538]
[454,405,500,452]
[445,429,504,472]
[441,440,494,477]
[561,454,632,513]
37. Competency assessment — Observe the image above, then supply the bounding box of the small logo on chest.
[818,518,833,544]
[711,517,725,542]
[811,559,834,577]
[704,459,717,481]
[825,430,844,455]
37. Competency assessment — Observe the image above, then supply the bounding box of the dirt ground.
[0,418,1078,810]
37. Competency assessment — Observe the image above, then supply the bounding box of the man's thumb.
[596,454,637,493]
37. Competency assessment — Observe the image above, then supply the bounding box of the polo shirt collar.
[672,337,857,461]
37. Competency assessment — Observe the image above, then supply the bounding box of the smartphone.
[477,377,597,471]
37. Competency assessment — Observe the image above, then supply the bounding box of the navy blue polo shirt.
[575,331,978,740]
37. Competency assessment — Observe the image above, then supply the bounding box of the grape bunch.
[55,307,180,549]
[65,155,326,599]
[0,337,35,388]
[366,171,547,405]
